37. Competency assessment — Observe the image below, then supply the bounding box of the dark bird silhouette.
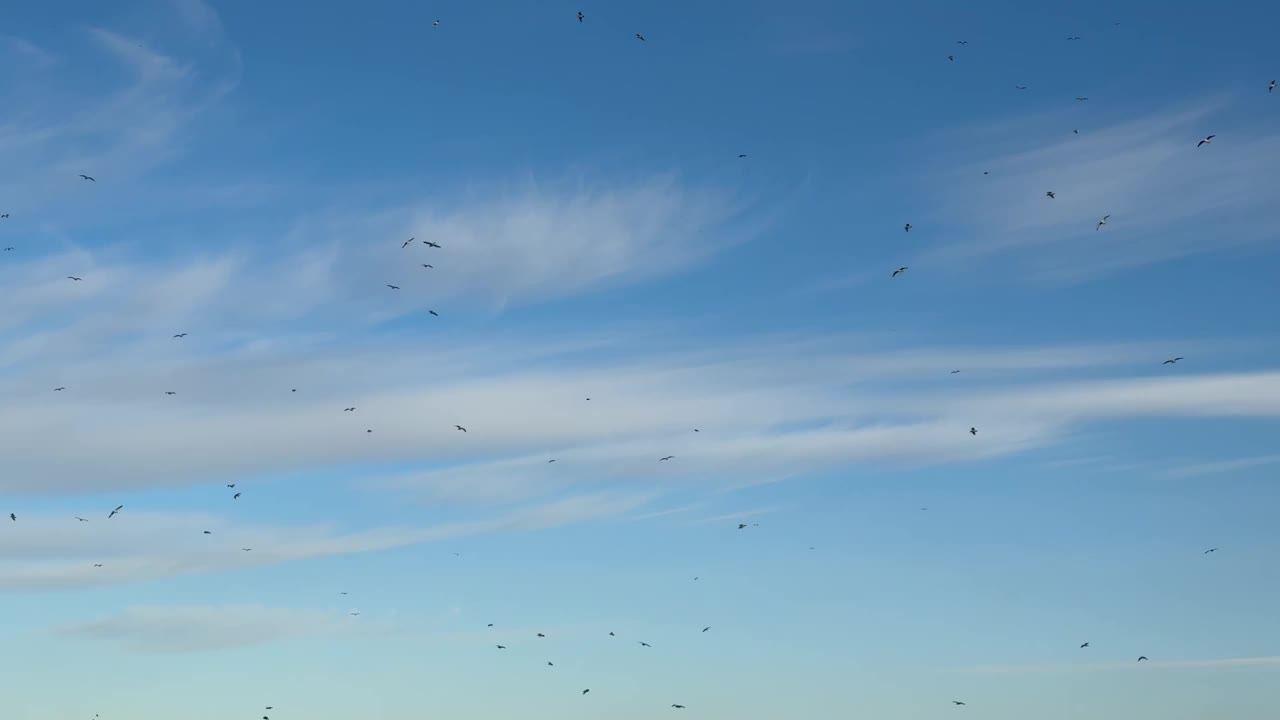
[233,493,241,499]
[227,484,235,488]
[702,626,710,632]
[1015,85,1028,90]
[172,333,187,338]
[582,689,590,695]
[243,547,253,551]
[366,429,372,433]
[67,276,82,281]
[548,661,554,666]
[1138,656,1148,662]
[950,370,961,374]
[1204,548,1218,554]
[108,505,123,518]
[547,459,557,463]
[402,237,414,249]
[609,632,615,636]
[1163,357,1183,365]
[738,523,748,529]
[1270,80,1276,94]
[969,427,977,435]
[537,632,546,637]
[424,241,441,248]
[672,704,686,709]
[344,407,356,412]
[1067,36,1081,40]
[738,154,748,158]
[892,266,908,277]
[487,623,494,627]
[1197,135,1215,147]
[428,310,439,316]
[1080,642,1090,648]
[455,424,467,432]
[659,455,674,461]
[0,213,8,218]
[1073,129,1079,134]
[947,55,955,61]
[3,247,12,251]
[496,644,506,649]
[203,530,212,534]
[422,264,433,268]
[956,40,968,45]
[165,391,176,395]
[79,174,95,181]
[432,20,439,28]
[635,33,646,41]
[1096,214,1110,231]
[93,563,103,567]
[386,284,400,290]
[54,387,66,391]
[76,516,88,522]
[1075,97,1088,101]
[904,223,912,232]
[953,700,966,706]
[1046,191,1055,199]
[8,513,14,521]
[638,641,652,647]
[578,11,583,22]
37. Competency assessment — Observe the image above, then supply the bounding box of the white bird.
[1270,80,1276,94]
[1197,134,1215,147]
[1096,214,1110,231]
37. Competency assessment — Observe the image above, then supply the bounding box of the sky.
[1,0,1278,718]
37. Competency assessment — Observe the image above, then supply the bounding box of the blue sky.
[1,0,1278,718]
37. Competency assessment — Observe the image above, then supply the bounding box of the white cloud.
[915,99,1280,282]
[55,605,359,653]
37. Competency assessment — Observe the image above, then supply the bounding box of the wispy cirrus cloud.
[915,98,1280,282]
[1160,454,1280,479]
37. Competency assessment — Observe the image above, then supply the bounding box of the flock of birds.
[1,10,1274,718]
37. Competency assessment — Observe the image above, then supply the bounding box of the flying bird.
[421,264,433,268]
[577,11,583,22]
[93,563,103,567]
[1096,214,1110,231]
[659,455,674,461]
[1197,135,1216,147]
[432,20,439,27]
[386,284,400,290]
[424,241,441,248]
[638,641,652,647]
[455,424,467,432]
[402,237,414,248]
[1080,642,1090,648]
[1046,191,1055,198]
[950,370,961,374]
[702,626,710,632]
[76,516,88,522]
[496,645,506,650]
[1138,656,1148,662]
[1204,548,1218,554]
[548,661,554,666]
[1163,357,1183,365]
[1067,36,1081,40]
[67,276,82,281]
[3,247,12,251]
[947,55,955,61]
[8,513,14,522]
[609,632,615,636]
[969,427,977,435]
[165,391,176,395]
[1073,129,1079,134]
[233,493,241,499]
[904,223,912,232]
[1075,96,1088,101]
[547,459,557,463]
[243,548,253,552]
[892,266,908,277]
[582,689,590,695]
[1270,80,1276,93]
[953,700,966,706]
[428,310,439,316]
[203,530,212,534]
[956,40,968,45]
[738,523,748,529]
[537,632,546,637]
[108,505,123,518]
[1015,85,1028,90]
[344,407,356,412]
[172,333,187,338]
[635,33,646,41]
[79,174,95,181]
[672,704,686,709]
[54,387,66,391]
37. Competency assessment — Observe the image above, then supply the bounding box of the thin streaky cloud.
[1161,454,1280,479]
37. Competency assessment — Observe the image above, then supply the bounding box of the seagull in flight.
[79,174,95,182]
[904,223,912,232]
[3,247,12,251]
[1163,357,1183,365]
[233,493,241,499]
[428,310,439,316]
[659,455,674,461]
[1096,214,1110,231]
[953,700,967,706]
[1137,656,1148,662]
[702,626,710,632]
[1204,548,1218,554]
[496,644,506,650]
[422,264,433,268]
[432,20,439,28]
[402,237,415,249]
[1080,642,1090,648]
[1075,97,1088,101]
[1045,191,1055,199]
[76,516,88,522]
[637,641,652,647]
[165,391,176,395]
[386,284,400,290]
[1015,85,1028,90]
[582,689,591,695]
[956,40,968,45]
[243,547,253,552]
[455,424,467,432]
[672,704,687,709]
[172,333,187,338]
[950,370,961,374]
[108,505,123,518]
[8,513,14,522]
[54,387,66,391]
[578,11,584,22]
[344,407,356,412]
[969,427,978,435]
[1197,134,1215,147]
[947,55,955,61]
[892,266,908,277]
[423,240,441,248]
[1067,35,1081,40]
[635,33,646,41]
[67,276,82,281]
[1270,80,1276,94]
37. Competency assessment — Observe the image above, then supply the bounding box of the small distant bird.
[638,641,652,647]
[950,370,961,374]
[2,247,12,251]
[1080,642,1090,648]
[702,626,710,632]
[904,223,912,232]
[892,266,908,277]
[1075,97,1088,101]
[969,427,977,435]
[1270,80,1276,94]
[548,661,555,666]
[54,387,65,391]
[1204,548,1218,554]
[672,705,686,709]
[243,548,253,552]
[1197,135,1215,147]
[386,284,400,290]
[67,276,82,281]
[582,689,590,695]
[203,530,212,534]
[609,632,615,636]
[1046,191,1055,199]
[537,632,546,637]
[738,523,747,529]
[93,563,103,567]
[108,505,123,518]
[402,238,414,249]
[738,153,748,158]
[947,55,955,61]
[956,40,968,45]
[366,429,372,433]
[635,33,645,41]
[76,516,88,522]
[233,493,241,499]
[79,174,95,181]
[421,264,433,268]
[1067,36,1081,40]
[577,11,583,22]
[659,455,674,461]
[424,241,441,248]
[428,310,439,316]
[1137,656,1148,662]
[455,424,467,432]
[547,459,556,463]
[1015,86,1028,90]
[227,484,235,488]
[496,645,506,650]
[0,213,8,218]
[1163,357,1183,365]
[165,391,176,395]
[1096,214,1110,231]
[1073,129,1079,134]
[432,20,439,28]
[8,513,13,521]
[953,700,966,706]
[487,623,494,627]
[172,333,187,338]
[344,407,356,412]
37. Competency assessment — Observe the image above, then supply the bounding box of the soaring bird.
[609,632,615,636]
[1067,35,1081,40]
[1015,85,1028,90]
[702,626,710,632]
[1080,642,1090,648]
[3,247,12,251]
[1046,191,1055,199]
[496,644,506,649]
[172,333,187,338]
[421,264,433,268]
[402,237,414,248]
[1163,357,1183,365]
[79,174,95,181]
[1197,135,1215,147]
[738,153,748,158]
[243,547,253,552]
[577,11,583,22]
[956,40,968,45]
[1204,547,1218,554]
[1270,80,1276,94]
[203,530,212,534]
[537,632,546,637]
[165,391,176,395]
[67,276,82,281]
[108,505,123,518]
[904,223,912,232]
[892,266,908,277]
[1096,214,1110,231]
[233,493,241,499]
[432,20,439,28]
[8,513,14,521]
[455,424,467,432]
[54,387,66,391]
[950,370,961,374]
[344,407,356,412]
[582,689,590,695]
[638,641,652,647]
[738,523,748,529]
[659,455,674,461]
[969,427,978,435]
[1073,129,1079,134]
[947,55,955,61]
[672,705,687,709]
[547,459,557,463]
[1137,656,1148,662]
[428,310,439,316]
[547,661,554,666]
[386,284,400,290]
[635,33,646,41]
[953,700,966,706]
[76,516,88,522]
[424,240,441,248]
[0,213,8,218]
[93,563,103,567]
[1075,96,1088,101]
